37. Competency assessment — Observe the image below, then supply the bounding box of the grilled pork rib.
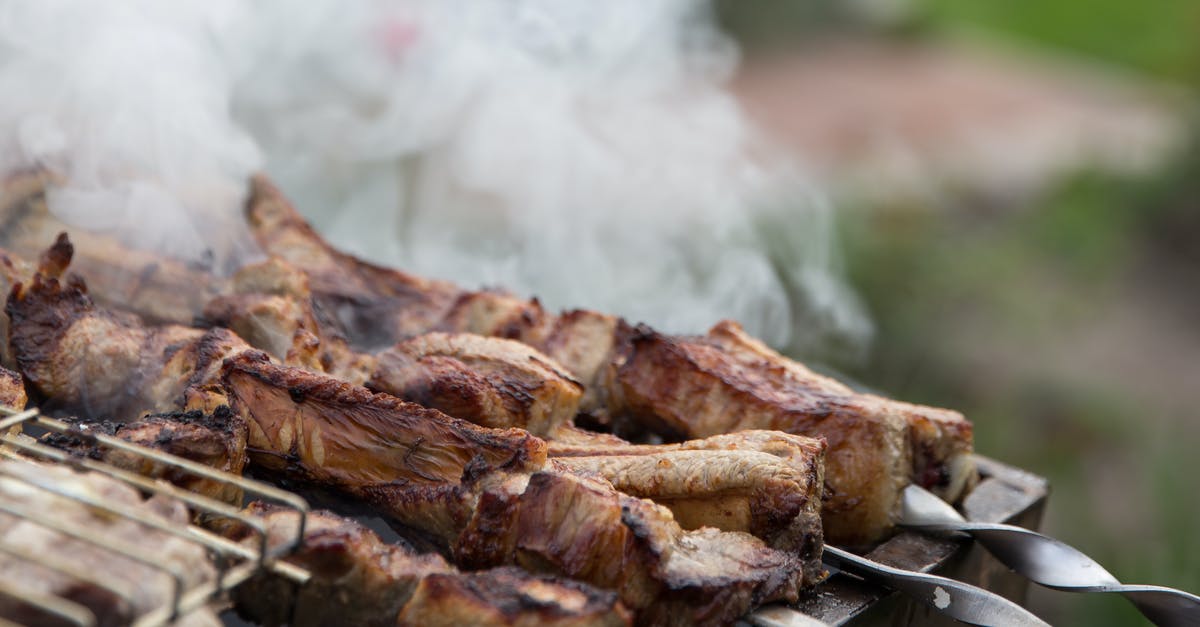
[221,354,809,625]
[224,504,631,627]
[6,234,252,419]
[201,268,831,563]
[367,332,584,437]
[39,408,249,504]
[550,430,825,575]
[245,175,975,545]
[202,257,375,385]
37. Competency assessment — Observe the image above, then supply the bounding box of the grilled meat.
[0,458,219,627]
[221,354,809,625]
[225,503,631,627]
[550,430,825,573]
[245,176,463,349]
[702,320,976,503]
[605,322,911,546]
[6,234,251,418]
[0,367,27,412]
[367,332,583,437]
[39,407,248,504]
[245,176,975,545]
[202,257,374,384]
[222,351,546,492]
[0,245,38,370]
[452,464,804,626]
[0,168,223,324]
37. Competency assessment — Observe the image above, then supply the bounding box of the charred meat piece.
[6,235,251,419]
[224,503,630,627]
[0,168,224,325]
[221,351,546,492]
[450,464,805,626]
[39,407,249,504]
[606,322,911,547]
[220,355,807,625]
[0,245,38,369]
[702,320,976,503]
[367,332,583,437]
[202,257,375,385]
[0,366,27,412]
[245,176,975,545]
[550,430,825,576]
[0,458,220,627]
[521,309,620,417]
[245,175,464,349]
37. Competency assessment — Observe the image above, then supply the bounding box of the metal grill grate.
[0,405,312,627]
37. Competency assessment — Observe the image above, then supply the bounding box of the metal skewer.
[902,484,1200,627]
[822,545,1050,626]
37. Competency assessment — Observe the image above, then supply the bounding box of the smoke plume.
[0,0,870,352]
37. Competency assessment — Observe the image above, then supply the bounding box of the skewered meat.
[221,353,809,625]
[39,407,249,504]
[6,234,251,418]
[202,257,374,384]
[0,458,219,627]
[9,238,820,605]
[244,175,975,545]
[605,322,911,546]
[0,367,26,412]
[223,503,631,627]
[701,320,976,503]
[549,430,824,572]
[243,176,463,349]
[367,332,584,437]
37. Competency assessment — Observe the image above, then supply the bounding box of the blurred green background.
[718,1,1199,625]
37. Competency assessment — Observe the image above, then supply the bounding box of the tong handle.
[822,545,1049,626]
[912,522,1200,627]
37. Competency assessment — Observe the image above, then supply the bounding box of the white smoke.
[0,0,261,271]
[0,0,871,352]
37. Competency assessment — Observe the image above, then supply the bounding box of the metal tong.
[901,484,1200,627]
[822,545,1050,626]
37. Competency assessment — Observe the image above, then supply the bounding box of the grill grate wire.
[0,405,312,627]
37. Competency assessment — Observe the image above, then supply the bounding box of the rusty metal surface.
[752,455,1049,626]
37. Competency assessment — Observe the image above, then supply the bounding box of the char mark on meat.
[367,332,583,437]
[221,355,808,624]
[224,504,631,627]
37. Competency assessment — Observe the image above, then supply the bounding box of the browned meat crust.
[0,366,27,411]
[606,322,911,546]
[220,354,806,624]
[0,246,38,370]
[244,176,975,545]
[550,430,825,581]
[221,351,547,489]
[6,235,250,419]
[201,257,375,384]
[450,465,804,626]
[367,332,583,437]
[245,176,463,349]
[40,407,248,504]
[225,504,631,627]
[702,320,976,504]
[400,567,631,627]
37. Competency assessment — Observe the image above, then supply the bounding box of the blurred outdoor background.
[717,2,1199,625]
